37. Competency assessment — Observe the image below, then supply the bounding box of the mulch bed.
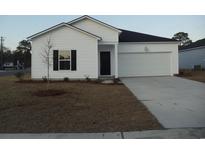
[15,79,123,85]
[33,89,67,97]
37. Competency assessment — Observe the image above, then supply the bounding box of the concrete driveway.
[121,76,205,128]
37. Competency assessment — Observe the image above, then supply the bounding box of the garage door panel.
[118,52,171,77]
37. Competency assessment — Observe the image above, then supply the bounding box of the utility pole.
[0,36,4,69]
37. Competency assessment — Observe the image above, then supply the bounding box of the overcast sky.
[1,15,205,50]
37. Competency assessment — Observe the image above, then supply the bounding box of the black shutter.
[71,50,77,71]
[53,50,58,71]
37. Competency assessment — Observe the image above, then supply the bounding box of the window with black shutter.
[53,50,59,71]
[71,50,77,71]
[53,50,77,71]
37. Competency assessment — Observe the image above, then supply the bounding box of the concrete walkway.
[0,128,205,139]
[121,77,205,128]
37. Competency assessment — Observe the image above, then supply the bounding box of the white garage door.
[118,52,171,77]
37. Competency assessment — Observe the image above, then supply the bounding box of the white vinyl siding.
[72,18,119,43]
[179,47,205,69]
[31,25,98,79]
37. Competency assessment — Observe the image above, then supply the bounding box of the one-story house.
[28,15,179,79]
[179,38,205,69]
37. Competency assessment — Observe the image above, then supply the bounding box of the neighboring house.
[28,15,179,79]
[179,38,205,69]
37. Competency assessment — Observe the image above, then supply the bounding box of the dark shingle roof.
[179,38,205,50]
[119,29,177,42]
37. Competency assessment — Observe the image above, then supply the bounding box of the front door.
[100,51,111,75]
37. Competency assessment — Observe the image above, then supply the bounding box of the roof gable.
[68,15,121,33]
[27,22,101,40]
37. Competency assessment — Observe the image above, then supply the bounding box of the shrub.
[178,70,184,76]
[94,79,101,83]
[42,76,48,82]
[14,71,25,81]
[86,77,91,82]
[178,70,192,76]
[64,77,69,82]
[113,78,120,84]
[84,75,91,82]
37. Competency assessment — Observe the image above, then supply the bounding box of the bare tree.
[41,37,53,85]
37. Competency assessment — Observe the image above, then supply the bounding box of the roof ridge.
[68,15,121,32]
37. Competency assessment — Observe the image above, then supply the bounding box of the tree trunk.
[47,60,49,89]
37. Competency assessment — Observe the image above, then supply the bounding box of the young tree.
[41,37,53,84]
[172,32,192,46]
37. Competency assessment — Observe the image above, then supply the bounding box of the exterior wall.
[98,45,115,76]
[31,26,98,79]
[118,42,179,76]
[72,19,119,43]
[179,47,205,69]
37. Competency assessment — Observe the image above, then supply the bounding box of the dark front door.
[100,51,111,75]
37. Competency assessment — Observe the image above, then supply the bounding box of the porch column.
[114,43,118,78]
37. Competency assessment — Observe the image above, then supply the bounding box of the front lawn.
[0,75,161,133]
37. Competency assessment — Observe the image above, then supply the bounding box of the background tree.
[13,50,23,66]
[41,37,53,84]
[3,49,13,63]
[172,32,192,46]
[16,40,31,68]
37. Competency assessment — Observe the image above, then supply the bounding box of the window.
[59,50,71,70]
[53,50,77,71]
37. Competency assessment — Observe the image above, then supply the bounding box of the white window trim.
[58,50,72,71]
